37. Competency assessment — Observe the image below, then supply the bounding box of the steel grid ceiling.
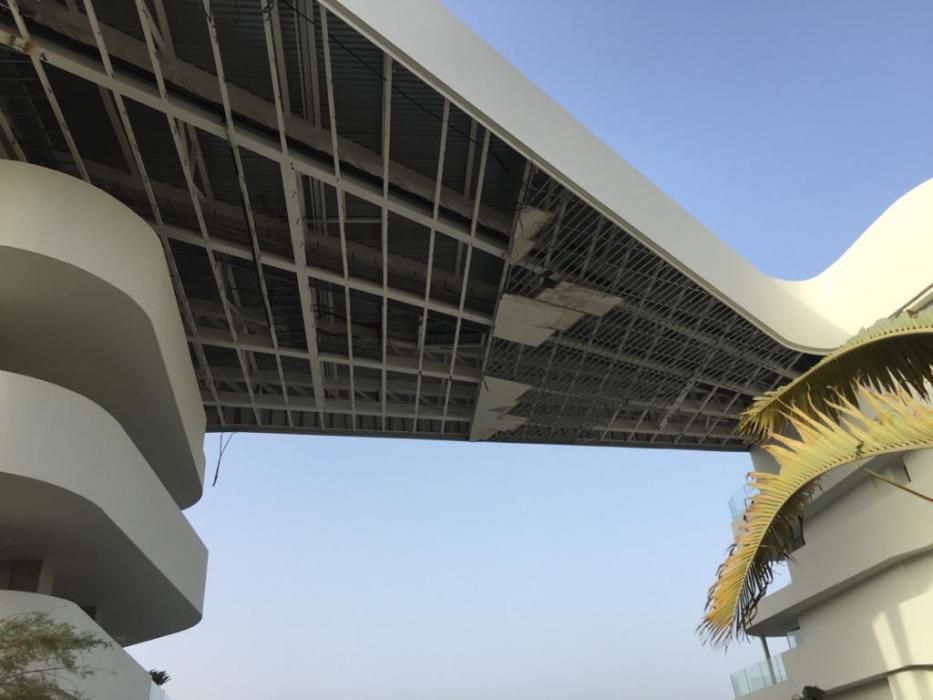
[0,0,818,449]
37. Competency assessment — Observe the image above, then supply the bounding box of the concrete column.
[760,636,777,684]
[750,446,781,475]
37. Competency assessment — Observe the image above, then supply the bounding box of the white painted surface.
[0,370,207,644]
[842,681,898,700]
[779,556,933,691]
[493,294,582,347]
[751,454,933,635]
[470,376,530,441]
[0,160,206,506]
[740,451,933,697]
[888,670,933,700]
[323,0,933,353]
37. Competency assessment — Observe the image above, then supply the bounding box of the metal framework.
[0,0,817,449]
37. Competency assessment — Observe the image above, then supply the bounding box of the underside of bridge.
[0,0,816,449]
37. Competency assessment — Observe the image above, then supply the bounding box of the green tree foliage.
[0,612,109,699]
[792,687,826,700]
[149,669,171,686]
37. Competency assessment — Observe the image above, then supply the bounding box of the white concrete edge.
[750,451,933,636]
[0,370,208,620]
[0,160,206,493]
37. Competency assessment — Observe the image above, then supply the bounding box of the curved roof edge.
[322,0,933,354]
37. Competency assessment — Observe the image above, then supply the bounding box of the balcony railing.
[728,484,758,520]
[730,653,787,698]
[150,684,173,700]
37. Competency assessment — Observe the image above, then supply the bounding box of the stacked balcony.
[0,161,208,698]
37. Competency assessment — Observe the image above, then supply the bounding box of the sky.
[130,1,933,699]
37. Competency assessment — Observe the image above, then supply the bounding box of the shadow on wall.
[872,603,933,698]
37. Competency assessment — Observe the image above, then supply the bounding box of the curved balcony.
[0,161,205,507]
[0,370,207,644]
[0,590,156,699]
[750,453,933,638]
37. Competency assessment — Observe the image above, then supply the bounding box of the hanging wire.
[212,431,237,486]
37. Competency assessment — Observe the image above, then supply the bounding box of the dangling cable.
[212,431,237,486]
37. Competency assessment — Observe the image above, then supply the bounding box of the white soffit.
[470,376,531,441]
[510,207,553,263]
[494,294,584,347]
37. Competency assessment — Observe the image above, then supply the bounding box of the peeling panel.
[493,294,583,347]
[509,206,552,263]
[536,280,622,317]
[470,376,530,441]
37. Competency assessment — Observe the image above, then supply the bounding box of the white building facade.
[0,161,208,698]
[731,449,933,700]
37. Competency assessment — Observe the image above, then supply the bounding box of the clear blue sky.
[130,2,933,698]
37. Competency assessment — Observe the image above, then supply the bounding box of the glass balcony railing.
[730,653,787,698]
[149,684,173,700]
[728,484,758,520]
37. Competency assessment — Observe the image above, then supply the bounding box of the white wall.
[0,370,207,644]
[744,450,933,697]
[888,671,933,700]
[838,679,894,700]
[0,161,206,507]
[0,162,208,696]
[753,454,933,634]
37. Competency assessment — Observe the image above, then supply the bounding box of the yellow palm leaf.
[700,386,933,647]
[740,310,933,440]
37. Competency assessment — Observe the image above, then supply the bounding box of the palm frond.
[740,310,933,439]
[700,386,933,647]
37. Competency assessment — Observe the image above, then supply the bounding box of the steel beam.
[198,366,476,400]
[133,0,261,424]
[204,0,295,427]
[0,20,508,263]
[413,99,450,428]
[62,150,497,320]
[190,327,481,384]
[320,6,359,427]
[0,1,513,244]
[440,130,490,431]
[80,0,225,425]
[203,392,472,423]
[160,223,491,325]
[379,54,393,430]
[7,0,88,181]
[0,106,25,160]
